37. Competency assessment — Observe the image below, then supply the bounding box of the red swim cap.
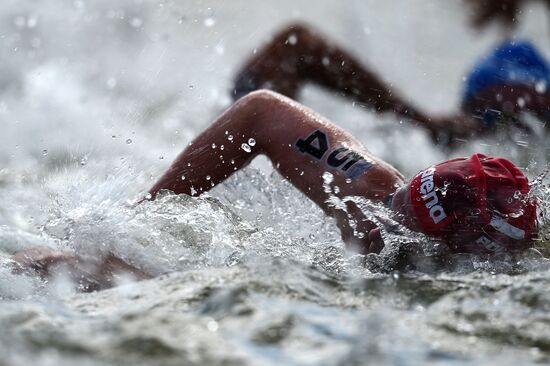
[405,154,537,253]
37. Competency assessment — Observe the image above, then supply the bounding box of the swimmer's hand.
[342,227,386,254]
[11,246,151,292]
[424,114,481,146]
[11,246,78,277]
[367,228,385,254]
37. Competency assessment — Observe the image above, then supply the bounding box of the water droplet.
[145,193,152,200]
[80,156,87,166]
[241,143,251,153]
[536,81,547,94]
[220,145,224,150]
[130,17,143,28]
[211,143,217,149]
[159,156,164,160]
[204,17,215,27]
[189,85,194,89]
[230,159,235,165]
[334,185,340,194]
[126,139,132,144]
[227,135,233,141]
[106,77,117,89]
[440,181,451,196]
[299,171,304,176]
[287,34,297,45]
[181,175,186,181]
[345,178,352,184]
[42,149,48,156]
[323,172,334,184]
[27,15,38,28]
[356,232,365,239]
[248,138,256,146]
[207,319,218,332]
[206,175,211,181]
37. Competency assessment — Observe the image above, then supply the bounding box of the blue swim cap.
[463,40,550,105]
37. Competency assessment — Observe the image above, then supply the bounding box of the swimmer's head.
[391,154,538,254]
[462,40,550,130]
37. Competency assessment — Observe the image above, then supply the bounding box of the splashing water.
[528,163,550,252]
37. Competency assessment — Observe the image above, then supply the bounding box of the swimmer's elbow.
[236,89,297,110]
[236,89,282,105]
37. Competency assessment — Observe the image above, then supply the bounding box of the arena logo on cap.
[419,167,447,225]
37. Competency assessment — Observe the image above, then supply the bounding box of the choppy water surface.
[2,0,550,365]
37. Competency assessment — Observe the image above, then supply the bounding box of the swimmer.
[232,24,550,143]
[12,90,539,290]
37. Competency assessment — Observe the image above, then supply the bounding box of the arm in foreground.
[150,90,404,253]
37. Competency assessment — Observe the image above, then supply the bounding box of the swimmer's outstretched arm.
[11,246,151,292]
[232,23,476,141]
[150,90,404,253]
